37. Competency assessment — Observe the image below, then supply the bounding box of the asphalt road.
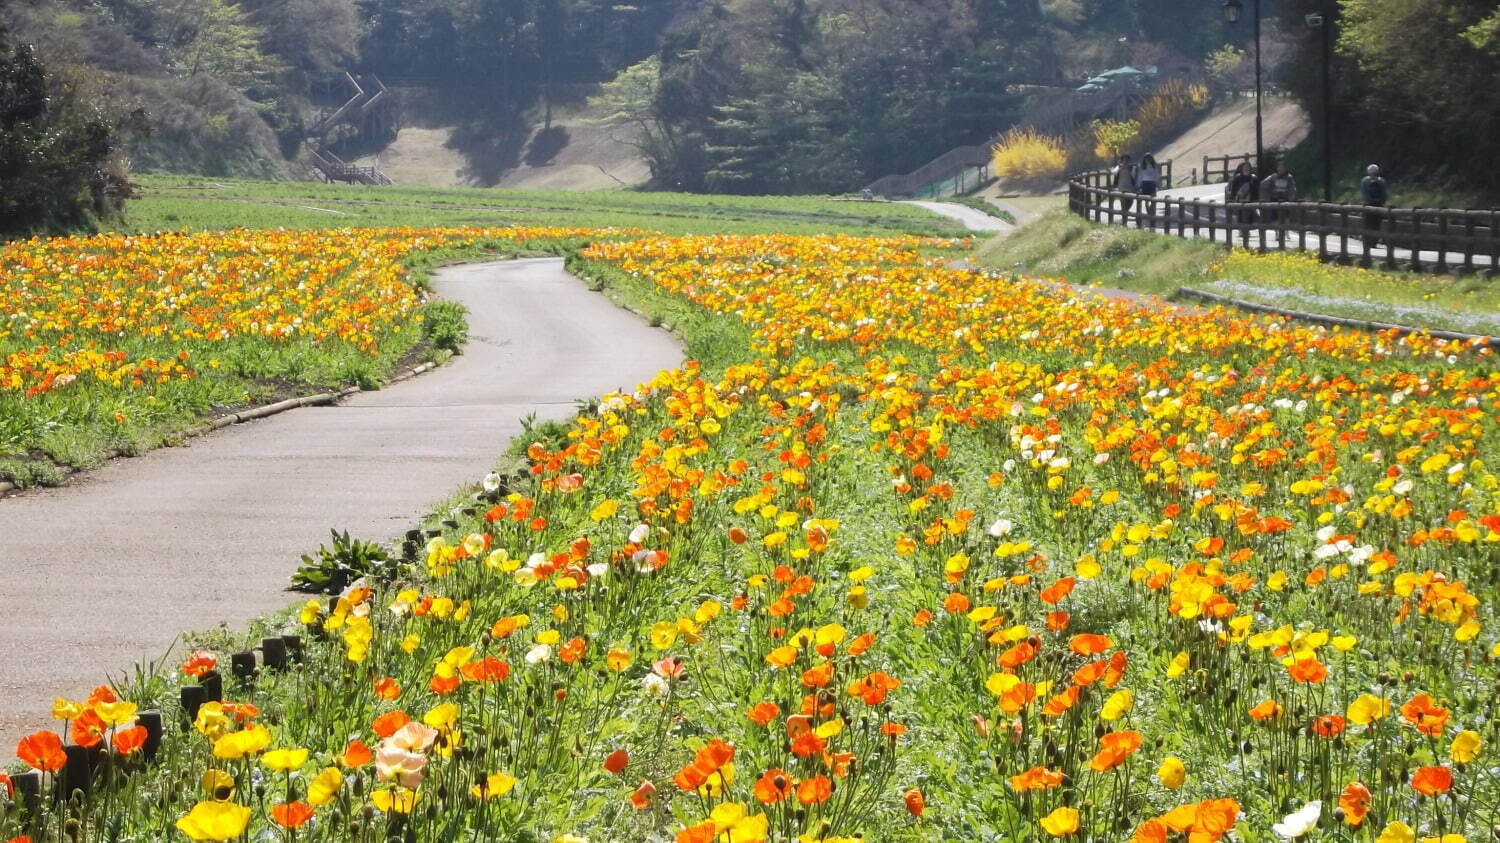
[0,258,682,753]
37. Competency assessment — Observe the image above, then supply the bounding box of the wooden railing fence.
[1069,167,1500,277]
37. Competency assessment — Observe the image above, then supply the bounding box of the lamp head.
[1223,0,1244,24]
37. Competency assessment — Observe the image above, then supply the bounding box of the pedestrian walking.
[1138,154,1161,226]
[1360,164,1388,248]
[1112,153,1138,221]
[1226,162,1257,225]
[1260,161,1296,223]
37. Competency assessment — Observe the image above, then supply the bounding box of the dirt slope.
[357,90,650,190]
[1155,97,1309,178]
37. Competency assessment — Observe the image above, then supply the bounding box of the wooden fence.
[1068,167,1500,277]
[1202,153,1255,185]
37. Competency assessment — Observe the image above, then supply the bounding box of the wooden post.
[1383,209,1398,271]
[180,685,207,725]
[138,710,164,761]
[1462,212,1477,275]
[1409,209,1425,273]
[1434,212,1448,275]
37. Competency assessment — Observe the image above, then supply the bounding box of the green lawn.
[119,176,970,238]
[976,209,1500,334]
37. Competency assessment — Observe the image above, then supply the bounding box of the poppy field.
[6,228,1500,842]
[0,226,604,484]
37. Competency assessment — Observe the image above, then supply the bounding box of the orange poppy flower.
[998,641,1039,668]
[676,821,716,843]
[1089,730,1143,772]
[629,780,655,810]
[1039,577,1076,604]
[459,657,511,683]
[339,739,373,768]
[16,732,65,772]
[181,651,217,678]
[1194,798,1241,837]
[1103,651,1128,687]
[112,725,147,756]
[943,592,970,614]
[559,637,587,665]
[373,677,401,700]
[1042,686,1082,718]
[912,609,933,627]
[603,749,629,775]
[1411,764,1453,796]
[1072,658,1108,687]
[801,661,834,688]
[270,801,315,828]
[904,788,925,817]
[754,769,793,803]
[796,775,833,804]
[881,721,907,737]
[747,701,781,726]
[1338,781,1370,826]
[791,732,827,758]
[1311,714,1346,738]
[1287,658,1328,684]
[1400,694,1450,738]
[1046,610,1071,631]
[1131,818,1169,843]
[1248,700,1281,721]
[429,675,460,695]
[71,710,106,749]
[1069,633,1112,656]
[1009,766,1065,792]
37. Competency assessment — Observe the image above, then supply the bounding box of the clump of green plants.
[420,299,470,353]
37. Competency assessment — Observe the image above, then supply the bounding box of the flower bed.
[5,230,1499,842]
[0,226,611,482]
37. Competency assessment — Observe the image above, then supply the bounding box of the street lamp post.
[1307,9,1334,202]
[1223,0,1264,185]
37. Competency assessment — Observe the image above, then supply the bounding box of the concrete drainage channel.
[0,360,440,497]
[1175,287,1498,348]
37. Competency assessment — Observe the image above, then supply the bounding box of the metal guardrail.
[1068,166,1500,277]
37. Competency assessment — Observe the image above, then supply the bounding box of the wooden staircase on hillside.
[306,73,395,185]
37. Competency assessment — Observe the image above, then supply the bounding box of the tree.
[0,25,127,234]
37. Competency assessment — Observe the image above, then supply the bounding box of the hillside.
[350,86,649,190]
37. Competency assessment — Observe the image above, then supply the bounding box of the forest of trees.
[0,0,1496,218]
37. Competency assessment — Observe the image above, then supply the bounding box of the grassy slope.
[121,176,969,238]
[975,209,1500,333]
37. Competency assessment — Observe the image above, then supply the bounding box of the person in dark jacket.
[1226,162,1257,225]
[1260,161,1296,223]
[1360,164,1389,248]
[1112,154,1139,220]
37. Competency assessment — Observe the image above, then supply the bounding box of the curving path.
[905,201,1013,234]
[0,258,682,753]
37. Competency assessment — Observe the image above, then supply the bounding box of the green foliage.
[1092,119,1142,160]
[290,529,402,593]
[1277,0,1500,201]
[420,299,469,352]
[0,25,127,235]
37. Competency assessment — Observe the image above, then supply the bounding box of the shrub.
[421,299,470,352]
[991,129,1069,182]
[1092,119,1141,161]
[1136,79,1211,141]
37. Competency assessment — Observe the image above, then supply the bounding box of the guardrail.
[1068,167,1500,277]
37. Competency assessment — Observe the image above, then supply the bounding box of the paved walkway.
[0,258,682,753]
[906,201,1013,234]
